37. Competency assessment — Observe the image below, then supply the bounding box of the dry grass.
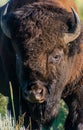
[0,112,25,130]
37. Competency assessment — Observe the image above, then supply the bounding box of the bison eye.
[48,54,61,64]
[54,54,61,61]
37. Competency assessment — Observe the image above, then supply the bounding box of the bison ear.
[0,3,11,38]
[64,8,81,44]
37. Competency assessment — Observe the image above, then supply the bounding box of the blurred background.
[75,0,83,21]
[0,0,83,130]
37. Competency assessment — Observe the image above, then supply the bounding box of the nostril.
[37,88,43,95]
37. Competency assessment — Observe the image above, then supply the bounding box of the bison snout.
[23,81,47,103]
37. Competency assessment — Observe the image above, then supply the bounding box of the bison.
[0,0,83,130]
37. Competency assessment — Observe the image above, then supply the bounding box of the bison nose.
[33,87,45,100]
[23,81,47,103]
[36,87,43,95]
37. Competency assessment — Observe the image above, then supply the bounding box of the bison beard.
[24,80,60,128]
[26,96,57,128]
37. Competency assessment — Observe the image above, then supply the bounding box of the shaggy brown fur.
[0,0,83,130]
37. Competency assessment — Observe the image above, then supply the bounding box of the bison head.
[1,2,81,126]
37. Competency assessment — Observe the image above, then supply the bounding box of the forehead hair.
[8,2,73,59]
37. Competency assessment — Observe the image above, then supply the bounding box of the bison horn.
[64,8,81,44]
[0,3,11,38]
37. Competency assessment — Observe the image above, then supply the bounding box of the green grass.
[53,101,68,130]
[75,0,83,21]
[0,93,8,116]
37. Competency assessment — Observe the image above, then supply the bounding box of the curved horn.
[0,3,11,38]
[64,8,81,44]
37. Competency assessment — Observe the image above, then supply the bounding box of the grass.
[0,112,25,130]
[0,92,68,130]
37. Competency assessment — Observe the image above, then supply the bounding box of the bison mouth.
[27,100,58,127]
[23,80,47,103]
[23,79,60,126]
[26,85,60,127]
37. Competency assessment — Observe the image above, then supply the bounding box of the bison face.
[1,3,81,125]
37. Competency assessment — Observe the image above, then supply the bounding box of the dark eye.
[48,54,61,64]
[54,54,61,61]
